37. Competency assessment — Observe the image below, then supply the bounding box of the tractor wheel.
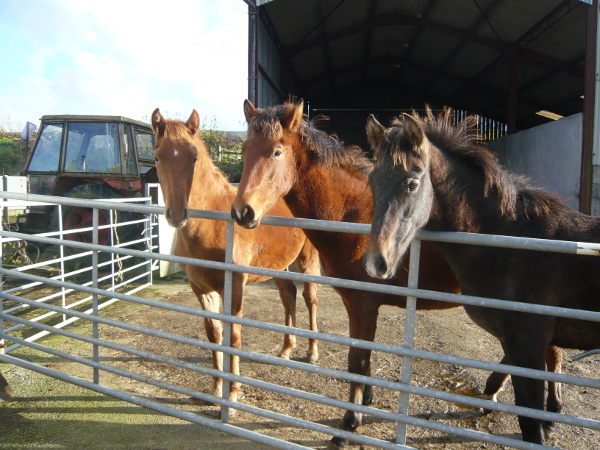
[61,184,140,250]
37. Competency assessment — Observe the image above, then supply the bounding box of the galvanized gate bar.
[3,229,600,323]
[0,334,549,450]
[0,331,417,450]
[4,290,600,433]
[2,269,599,393]
[1,302,574,450]
[3,191,600,257]
[2,191,599,449]
[0,353,313,450]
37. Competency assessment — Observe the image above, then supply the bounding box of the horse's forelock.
[247,103,300,140]
[376,118,428,171]
[162,119,195,143]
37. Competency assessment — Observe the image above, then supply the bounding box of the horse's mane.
[249,102,372,174]
[162,119,231,185]
[402,107,562,220]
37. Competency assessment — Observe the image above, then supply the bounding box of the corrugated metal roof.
[255,0,592,130]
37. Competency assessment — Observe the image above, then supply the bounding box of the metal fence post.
[396,238,421,445]
[221,219,235,423]
[92,208,99,384]
[58,204,67,322]
[144,186,154,286]
[110,209,116,291]
[0,207,4,355]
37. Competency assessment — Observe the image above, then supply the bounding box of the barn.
[242,0,600,213]
[3,3,600,448]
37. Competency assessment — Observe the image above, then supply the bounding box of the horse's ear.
[244,99,258,123]
[366,115,386,149]
[151,108,166,136]
[186,110,200,136]
[280,100,304,132]
[402,113,425,149]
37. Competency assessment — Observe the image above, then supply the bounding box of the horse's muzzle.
[364,253,392,279]
[231,205,258,229]
[165,207,188,229]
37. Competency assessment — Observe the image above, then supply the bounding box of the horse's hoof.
[218,407,238,419]
[278,350,292,360]
[473,390,496,414]
[307,351,319,364]
[327,437,349,449]
[542,421,555,440]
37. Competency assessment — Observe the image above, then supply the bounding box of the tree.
[0,128,25,175]
[198,115,244,182]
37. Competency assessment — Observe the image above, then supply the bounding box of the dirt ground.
[1,273,599,449]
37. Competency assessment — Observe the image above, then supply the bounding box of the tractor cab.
[20,115,157,237]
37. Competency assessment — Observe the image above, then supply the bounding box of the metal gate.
[1,191,599,450]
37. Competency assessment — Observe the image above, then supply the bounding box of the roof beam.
[393,0,438,83]
[302,55,548,111]
[284,10,584,77]
[423,0,504,92]
[360,0,380,85]
[465,0,583,85]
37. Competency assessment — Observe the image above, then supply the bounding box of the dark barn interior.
[244,0,599,211]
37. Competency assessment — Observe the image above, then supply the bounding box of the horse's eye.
[408,180,419,192]
[273,150,282,158]
[193,157,197,164]
[154,156,159,163]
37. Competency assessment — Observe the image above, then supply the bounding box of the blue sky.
[0,0,249,131]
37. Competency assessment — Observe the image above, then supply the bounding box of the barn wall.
[256,11,300,108]
[257,17,282,107]
[487,113,584,212]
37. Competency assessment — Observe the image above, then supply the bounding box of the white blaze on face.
[173,148,179,157]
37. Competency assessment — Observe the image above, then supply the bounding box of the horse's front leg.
[295,242,320,364]
[273,277,298,360]
[482,355,510,403]
[190,285,223,400]
[225,271,249,414]
[302,280,320,364]
[329,301,379,449]
[503,338,548,444]
[481,344,563,424]
[543,345,563,437]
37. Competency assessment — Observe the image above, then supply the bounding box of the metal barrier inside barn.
[1,191,599,450]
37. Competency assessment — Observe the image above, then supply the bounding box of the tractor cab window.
[123,125,138,176]
[135,130,155,161]
[27,123,63,172]
[64,122,122,174]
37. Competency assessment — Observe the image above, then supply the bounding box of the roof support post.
[245,0,258,105]
[580,0,598,214]
[508,44,518,134]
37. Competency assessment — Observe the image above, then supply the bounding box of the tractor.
[18,115,157,248]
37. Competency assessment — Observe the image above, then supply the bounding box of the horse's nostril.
[376,256,388,277]
[241,205,255,224]
[165,208,172,221]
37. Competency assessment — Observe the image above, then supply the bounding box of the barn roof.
[253,0,593,131]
